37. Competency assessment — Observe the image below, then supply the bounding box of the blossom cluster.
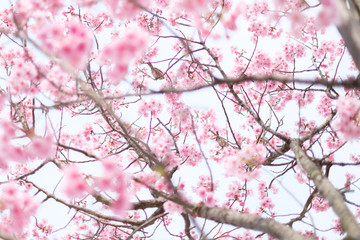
[224,143,266,179]
[0,120,53,170]
[137,99,163,117]
[312,196,330,212]
[62,158,132,215]
[7,59,38,95]
[36,19,92,70]
[97,29,149,85]
[332,96,360,140]
[0,183,39,233]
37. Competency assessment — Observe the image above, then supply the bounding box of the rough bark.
[337,0,360,70]
[290,140,360,240]
[197,205,315,240]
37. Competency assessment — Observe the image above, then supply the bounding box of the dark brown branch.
[15,160,51,181]
[58,143,100,159]
[288,189,318,227]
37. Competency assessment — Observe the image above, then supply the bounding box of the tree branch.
[290,140,360,240]
[196,205,315,240]
[336,0,360,70]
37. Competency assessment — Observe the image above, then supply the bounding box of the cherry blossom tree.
[1,0,360,239]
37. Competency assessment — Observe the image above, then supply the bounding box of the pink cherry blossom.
[332,96,360,140]
[36,19,92,69]
[138,99,163,117]
[317,95,334,117]
[316,0,341,29]
[7,59,38,95]
[104,0,151,20]
[0,120,54,169]
[223,3,244,31]
[97,29,149,85]
[26,134,54,160]
[1,183,39,233]
[75,0,98,6]
[0,0,359,239]
[62,165,92,199]
[356,207,360,219]
[224,143,266,178]
[93,158,132,215]
[176,0,209,16]
[163,201,185,214]
[312,196,330,212]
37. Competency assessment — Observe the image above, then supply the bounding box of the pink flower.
[356,207,360,218]
[316,0,341,28]
[75,0,98,6]
[59,20,93,69]
[0,93,5,111]
[224,144,266,179]
[332,96,360,140]
[332,219,345,235]
[62,165,91,199]
[26,134,54,160]
[239,144,266,166]
[94,158,132,215]
[317,95,334,117]
[260,197,274,210]
[164,201,185,214]
[111,193,131,215]
[7,59,38,95]
[0,121,54,168]
[180,143,202,166]
[295,172,306,184]
[138,99,163,117]
[37,19,92,69]
[177,0,208,16]
[312,196,330,212]
[205,192,216,207]
[97,29,149,85]
[223,3,242,30]
[0,118,54,168]
[1,183,39,233]
[104,0,150,20]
